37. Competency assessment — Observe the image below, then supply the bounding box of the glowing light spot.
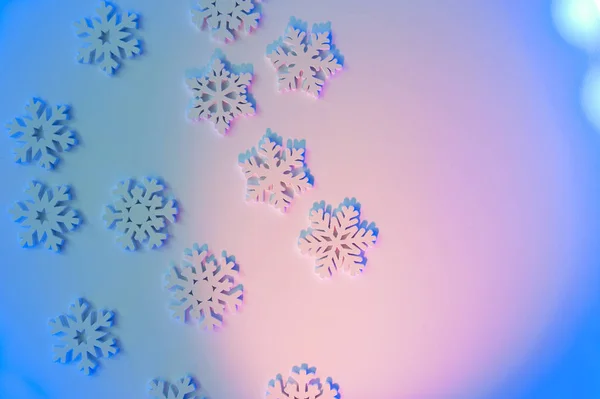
[552,0,600,53]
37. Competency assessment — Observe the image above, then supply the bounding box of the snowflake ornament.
[266,364,340,399]
[75,1,142,75]
[10,181,81,252]
[7,98,77,170]
[49,298,118,375]
[267,18,343,97]
[103,178,177,251]
[239,129,312,212]
[186,52,255,135]
[166,243,243,330]
[149,375,207,399]
[298,198,378,278]
[191,0,261,43]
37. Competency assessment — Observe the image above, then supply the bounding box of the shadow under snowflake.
[75,0,142,75]
[103,177,178,251]
[7,98,78,170]
[10,181,81,252]
[49,298,119,376]
[149,375,209,399]
[267,364,340,399]
[298,198,378,278]
[165,243,243,330]
[238,128,313,212]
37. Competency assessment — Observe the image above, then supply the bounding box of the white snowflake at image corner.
[10,181,81,252]
[166,244,243,330]
[191,0,261,42]
[239,130,312,212]
[267,20,343,97]
[103,178,177,251]
[75,0,141,75]
[149,375,207,399]
[186,56,254,135]
[298,200,377,278]
[7,98,77,170]
[267,364,339,399]
[49,298,118,376]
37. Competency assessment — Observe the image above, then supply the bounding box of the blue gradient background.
[1,0,600,398]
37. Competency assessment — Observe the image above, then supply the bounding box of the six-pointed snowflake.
[267,18,343,97]
[75,1,142,75]
[7,98,77,170]
[49,298,118,375]
[191,0,261,43]
[239,129,312,212]
[149,375,207,399]
[298,198,378,278]
[10,181,81,252]
[103,178,177,251]
[266,364,340,399]
[166,243,243,330]
[186,52,255,135]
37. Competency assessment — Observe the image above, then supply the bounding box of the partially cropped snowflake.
[298,198,378,278]
[75,1,142,75]
[239,129,312,212]
[267,18,343,97]
[266,364,340,399]
[186,52,255,135]
[191,0,261,43]
[10,181,81,252]
[49,298,118,375]
[166,243,243,330]
[7,98,77,170]
[103,178,177,251]
[149,375,207,399]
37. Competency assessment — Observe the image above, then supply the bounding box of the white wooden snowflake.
[298,198,378,278]
[7,98,77,170]
[49,298,118,376]
[266,364,339,399]
[239,129,312,212]
[267,18,343,97]
[10,181,81,252]
[149,375,207,399]
[186,53,255,135]
[75,1,142,75]
[165,243,243,330]
[103,178,177,251]
[191,0,261,43]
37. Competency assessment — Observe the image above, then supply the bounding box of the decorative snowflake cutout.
[49,298,118,375]
[75,1,142,75]
[267,18,343,97]
[266,364,340,399]
[10,181,81,252]
[191,0,261,43]
[298,198,378,278]
[103,178,177,251]
[149,375,207,399]
[7,98,77,170]
[165,243,243,330]
[239,129,312,212]
[186,51,255,135]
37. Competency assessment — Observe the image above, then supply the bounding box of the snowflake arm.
[266,364,339,399]
[191,0,261,43]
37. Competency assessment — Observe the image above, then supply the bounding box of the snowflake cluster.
[186,52,255,135]
[7,98,77,170]
[75,1,142,75]
[10,181,81,252]
[49,298,118,375]
[166,243,243,330]
[299,198,378,278]
[267,364,339,399]
[149,375,206,399]
[192,0,261,43]
[239,129,312,212]
[267,18,343,97]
